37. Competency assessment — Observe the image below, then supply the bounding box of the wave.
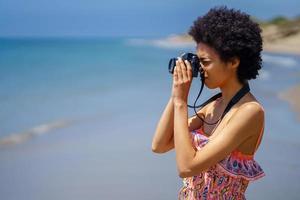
[0,119,74,147]
[126,35,195,49]
[0,111,112,148]
[262,54,298,68]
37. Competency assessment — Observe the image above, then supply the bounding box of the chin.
[206,85,219,89]
[204,80,219,89]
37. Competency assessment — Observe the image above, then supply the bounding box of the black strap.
[221,82,250,119]
[188,82,250,125]
[189,92,222,109]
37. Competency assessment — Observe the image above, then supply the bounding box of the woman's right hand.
[171,58,193,105]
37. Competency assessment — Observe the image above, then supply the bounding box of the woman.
[152,6,265,199]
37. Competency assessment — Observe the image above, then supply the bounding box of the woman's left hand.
[171,58,193,104]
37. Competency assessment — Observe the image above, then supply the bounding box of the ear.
[228,57,240,70]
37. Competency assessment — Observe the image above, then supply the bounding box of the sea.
[0,37,299,200]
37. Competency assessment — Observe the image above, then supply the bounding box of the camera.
[168,52,202,78]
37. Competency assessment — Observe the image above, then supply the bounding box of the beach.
[0,37,299,200]
[262,22,300,55]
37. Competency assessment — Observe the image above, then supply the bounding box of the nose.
[199,68,206,77]
[199,67,208,78]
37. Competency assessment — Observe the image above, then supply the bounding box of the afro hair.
[189,6,263,84]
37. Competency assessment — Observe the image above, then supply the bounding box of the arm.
[152,97,175,153]
[152,98,206,154]
[174,101,264,178]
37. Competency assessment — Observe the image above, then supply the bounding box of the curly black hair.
[189,6,263,84]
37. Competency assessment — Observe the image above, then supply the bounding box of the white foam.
[0,119,74,147]
[150,39,195,49]
[262,54,298,68]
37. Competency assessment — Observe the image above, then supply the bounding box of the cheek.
[204,67,228,88]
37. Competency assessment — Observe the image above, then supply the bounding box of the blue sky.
[0,0,299,37]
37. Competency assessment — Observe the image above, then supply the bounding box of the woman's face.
[196,42,235,89]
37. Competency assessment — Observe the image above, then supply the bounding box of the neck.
[219,78,247,106]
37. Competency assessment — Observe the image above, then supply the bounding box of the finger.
[179,57,187,71]
[173,65,178,82]
[179,58,188,81]
[176,60,183,81]
[185,60,193,80]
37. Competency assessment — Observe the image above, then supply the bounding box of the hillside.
[260,16,300,54]
[164,16,300,55]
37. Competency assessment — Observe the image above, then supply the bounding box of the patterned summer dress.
[178,127,265,200]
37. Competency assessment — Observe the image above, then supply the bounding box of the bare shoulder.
[228,98,265,136]
[214,93,264,133]
[239,94,265,116]
[240,101,264,115]
[239,102,264,126]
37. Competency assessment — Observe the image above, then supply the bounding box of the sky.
[0,0,299,37]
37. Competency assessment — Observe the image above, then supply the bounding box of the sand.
[262,24,300,55]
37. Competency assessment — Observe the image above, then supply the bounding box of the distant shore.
[261,22,300,55]
[263,33,300,55]
[158,16,300,55]
[157,32,300,56]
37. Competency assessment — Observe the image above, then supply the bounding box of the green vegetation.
[269,16,289,25]
[260,15,299,26]
[182,15,300,44]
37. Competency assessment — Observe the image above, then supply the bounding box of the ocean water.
[0,38,299,199]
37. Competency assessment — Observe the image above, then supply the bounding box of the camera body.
[168,52,202,78]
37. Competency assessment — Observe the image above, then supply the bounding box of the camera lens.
[168,58,177,74]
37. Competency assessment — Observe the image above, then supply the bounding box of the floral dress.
[178,127,265,200]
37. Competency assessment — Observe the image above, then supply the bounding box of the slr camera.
[168,52,203,78]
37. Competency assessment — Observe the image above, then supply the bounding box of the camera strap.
[188,82,250,125]
[220,82,250,119]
